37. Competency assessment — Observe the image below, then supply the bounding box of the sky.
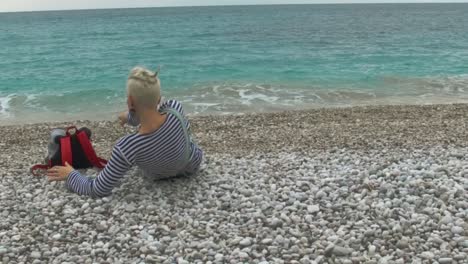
[1,0,467,12]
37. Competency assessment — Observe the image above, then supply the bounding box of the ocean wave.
[166,75,468,114]
[2,75,468,124]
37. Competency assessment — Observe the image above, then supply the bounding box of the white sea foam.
[25,94,37,102]
[0,95,12,114]
[238,89,280,104]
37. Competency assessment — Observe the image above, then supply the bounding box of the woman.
[46,67,203,197]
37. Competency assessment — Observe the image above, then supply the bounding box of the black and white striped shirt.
[66,100,203,197]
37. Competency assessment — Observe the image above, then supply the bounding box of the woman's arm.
[118,110,140,127]
[65,146,132,197]
[118,111,129,126]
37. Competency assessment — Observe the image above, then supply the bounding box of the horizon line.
[1,1,468,14]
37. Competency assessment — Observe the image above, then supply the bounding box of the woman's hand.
[118,111,128,127]
[46,162,74,182]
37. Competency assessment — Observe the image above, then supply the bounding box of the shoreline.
[1,101,468,127]
[1,103,467,263]
[2,103,468,154]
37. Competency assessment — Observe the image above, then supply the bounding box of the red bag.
[31,126,107,176]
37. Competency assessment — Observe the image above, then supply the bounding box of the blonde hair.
[127,66,161,109]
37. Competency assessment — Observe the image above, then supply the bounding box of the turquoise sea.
[1,4,468,124]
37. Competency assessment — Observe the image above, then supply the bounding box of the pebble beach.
[1,104,468,264]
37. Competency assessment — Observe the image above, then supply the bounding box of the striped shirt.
[66,100,203,197]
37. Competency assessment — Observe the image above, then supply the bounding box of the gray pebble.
[438,258,453,264]
[239,238,252,247]
[307,205,320,213]
[451,226,464,235]
[420,251,435,259]
[0,247,7,255]
[325,244,352,257]
[30,251,41,259]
